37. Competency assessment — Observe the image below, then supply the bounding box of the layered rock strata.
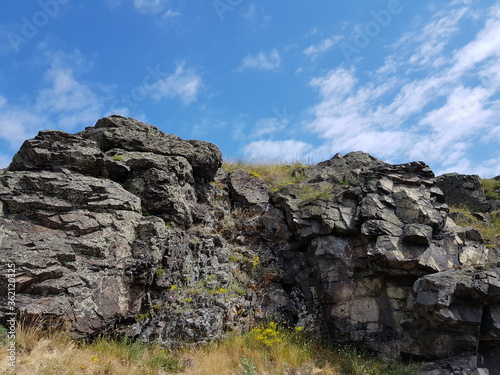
[0,116,499,373]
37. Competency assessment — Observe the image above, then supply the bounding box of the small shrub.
[135,313,150,322]
[341,179,351,185]
[155,267,164,279]
[251,321,282,346]
[238,356,258,375]
[112,154,123,161]
[449,206,500,247]
[251,256,260,269]
[0,324,8,345]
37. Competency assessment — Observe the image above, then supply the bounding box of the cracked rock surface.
[0,116,499,373]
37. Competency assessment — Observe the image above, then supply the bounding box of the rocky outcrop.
[1,117,499,372]
[0,168,166,334]
[1,116,227,338]
[436,173,490,212]
[272,152,497,362]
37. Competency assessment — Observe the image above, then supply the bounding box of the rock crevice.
[1,116,499,373]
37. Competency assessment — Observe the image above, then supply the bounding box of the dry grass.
[222,160,308,191]
[0,318,179,375]
[0,319,422,375]
[163,325,339,375]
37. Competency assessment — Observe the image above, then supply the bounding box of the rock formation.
[0,116,499,374]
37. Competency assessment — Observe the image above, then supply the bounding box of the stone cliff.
[0,116,499,373]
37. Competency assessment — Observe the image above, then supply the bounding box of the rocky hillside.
[1,116,499,374]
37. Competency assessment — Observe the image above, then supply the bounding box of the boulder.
[436,173,490,212]
[8,130,105,176]
[273,153,498,360]
[228,169,270,210]
[79,115,222,180]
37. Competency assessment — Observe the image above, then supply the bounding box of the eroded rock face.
[0,168,166,334]
[436,173,490,212]
[0,116,225,337]
[0,121,499,370]
[273,151,499,360]
[78,115,221,181]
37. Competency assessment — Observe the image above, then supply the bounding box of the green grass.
[449,206,500,247]
[482,178,500,200]
[222,160,308,191]
[297,184,334,202]
[1,320,423,375]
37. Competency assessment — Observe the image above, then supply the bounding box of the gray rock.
[403,223,433,245]
[79,115,222,180]
[228,169,270,210]
[1,125,499,370]
[436,173,490,212]
[0,169,166,335]
[8,130,105,176]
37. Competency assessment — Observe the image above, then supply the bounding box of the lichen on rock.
[0,116,499,373]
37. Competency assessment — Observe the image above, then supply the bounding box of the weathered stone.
[79,115,222,180]
[403,223,433,245]
[8,130,104,176]
[361,219,403,237]
[0,183,166,335]
[1,123,499,371]
[228,169,269,209]
[437,173,490,212]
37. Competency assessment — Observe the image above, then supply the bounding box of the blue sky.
[0,1,499,177]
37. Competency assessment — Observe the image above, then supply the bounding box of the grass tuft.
[449,206,500,247]
[297,184,334,202]
[481,178,500,200]
[222,159,307,191]
[1,319,423,375]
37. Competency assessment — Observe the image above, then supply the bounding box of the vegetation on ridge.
[222,160,308,191]
[447,178,500,248]
[450,206,500,248]
[481,178,500,200]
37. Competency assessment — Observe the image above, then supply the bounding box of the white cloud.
[133,0,167,14]
[306,2,500,176]
[253,117,286,137]
[244,140,313,161]
[237,49,281,71]
[37,68,99,114]
[0,109,49,150]
[149,63,202,105]
[449,5,500,76]
[303,35,343,58]
[0,48,105,155]
[407,7,469,67]
[162,9,180,19]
